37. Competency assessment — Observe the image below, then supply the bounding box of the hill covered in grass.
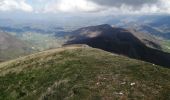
[0,45,170,100]
[0,31,34,62]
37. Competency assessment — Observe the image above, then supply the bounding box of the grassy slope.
[0,32,34,61]
[0,45,170,100]
[161,40,170,53]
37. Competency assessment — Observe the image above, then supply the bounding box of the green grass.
[0,46,170,100]
[161,40,170,53]
[20,32,65,51]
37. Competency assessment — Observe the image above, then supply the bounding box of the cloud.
[89,0,159,8]
[39,0,170,14]
[0,0,33,12]
[1,0,170,15]
[87,0,170,14]
[43,0,103,13]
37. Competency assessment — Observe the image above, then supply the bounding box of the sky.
[0,0,170,15]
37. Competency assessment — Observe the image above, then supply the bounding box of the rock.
[130,82,136,86]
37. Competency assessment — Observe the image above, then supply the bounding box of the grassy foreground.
[0,45,170,100]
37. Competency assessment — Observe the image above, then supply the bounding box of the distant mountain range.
[1,23,170,68]
[1,14,170,68]
[117,15,170,40]
[1,22,170,68]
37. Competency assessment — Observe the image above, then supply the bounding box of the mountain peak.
[66,24,170,68]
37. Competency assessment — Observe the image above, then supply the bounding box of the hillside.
[66,24,170,67]
[0,31,34,61]
[0,45,170,100]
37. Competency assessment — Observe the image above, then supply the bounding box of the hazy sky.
[0,0,170,15]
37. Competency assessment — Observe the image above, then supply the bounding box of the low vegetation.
[20,32,65,51]
[0,45,170,100]
[161,40,170,53]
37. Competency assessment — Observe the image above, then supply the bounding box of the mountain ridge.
[66,24,170,67]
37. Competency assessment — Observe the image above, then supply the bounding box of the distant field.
[8,32,66,51]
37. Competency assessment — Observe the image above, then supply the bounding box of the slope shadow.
[66,24,170,68]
